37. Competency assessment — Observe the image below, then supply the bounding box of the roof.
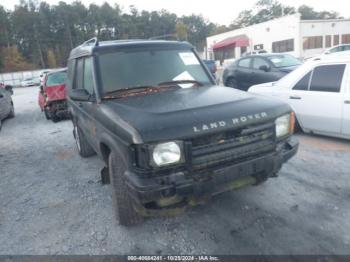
[69,39,193,60]
[212,35,249,50]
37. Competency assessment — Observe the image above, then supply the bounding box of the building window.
[342,34,350,44]
[214,47,235,62]
[325,35,332,48]
[303,36,323,50]
[334,35,339,46]
[272,39,294,53]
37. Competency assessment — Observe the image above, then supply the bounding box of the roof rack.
[82,37,99,47]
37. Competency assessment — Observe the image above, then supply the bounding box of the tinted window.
[99,49,211,93]
[238,58,251,68]
[46,71,67,87]
[83,57,94,94]
[252,58,270,70]
[293,71,311,91]
[267,54,301,68]
[75,59,84,90]
[310,64,345,92]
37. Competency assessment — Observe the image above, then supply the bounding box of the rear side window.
[238,58,251,68]
[309,64,345,92]
[75,59,84,90]
[293,71,312,91]
[83,57,94,95]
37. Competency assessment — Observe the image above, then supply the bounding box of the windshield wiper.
[102,84,179,99]
[102,80,204,99]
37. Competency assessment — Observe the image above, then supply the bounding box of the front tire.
[73,124,95,157]
[8,103,15,119]
[109,151,143,226]
[44,108,51,120]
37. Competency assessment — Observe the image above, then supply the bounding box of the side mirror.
[69,89,91,101]
[259,65,270,72]
[5,85,13,95]
[324,51,330,55]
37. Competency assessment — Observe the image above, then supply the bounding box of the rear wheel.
[8,103,15,118]
[226,77,238,89]
[73,124,95,157]
[109,151,143,226]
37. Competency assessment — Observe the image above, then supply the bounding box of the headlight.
[275,113,294,138]
[152,141,183,167]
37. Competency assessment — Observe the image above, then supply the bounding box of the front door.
[291,64,345,135]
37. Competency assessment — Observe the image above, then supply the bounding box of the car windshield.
[46,71,67,87]
[267,54,301,68]
[98,48,212,94]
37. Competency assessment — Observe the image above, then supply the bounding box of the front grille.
[191,123,276,170]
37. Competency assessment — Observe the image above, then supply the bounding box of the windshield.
[267,54,301,68]
[46,71,67,87]
[98,49,212,94]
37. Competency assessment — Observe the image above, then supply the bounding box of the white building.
[206,14,350,62]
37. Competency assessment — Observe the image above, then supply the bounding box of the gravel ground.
[0,86,350,255]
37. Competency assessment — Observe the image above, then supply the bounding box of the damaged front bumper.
[125,136,299,216]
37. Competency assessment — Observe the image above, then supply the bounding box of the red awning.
[212,35,249,50]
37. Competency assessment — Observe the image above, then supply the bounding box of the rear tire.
[73,124,95,157]
[109,151,143,226]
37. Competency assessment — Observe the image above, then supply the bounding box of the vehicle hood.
[100,85,292,143]
[45,84,67,101]
[278,65,299,73]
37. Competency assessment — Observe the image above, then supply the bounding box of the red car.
[38,69,69,122]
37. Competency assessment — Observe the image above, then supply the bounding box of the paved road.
[1,86,350,255]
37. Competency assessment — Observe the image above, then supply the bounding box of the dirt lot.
[1,86,350,255]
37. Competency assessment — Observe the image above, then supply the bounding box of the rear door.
[235,58,253,90]
[251,57,278,86]
[291,64,345,135]
[341,64,350,137]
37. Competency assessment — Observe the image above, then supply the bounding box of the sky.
[1,0,350,25]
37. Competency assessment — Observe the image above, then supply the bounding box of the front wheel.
[109,151,143,226]
[44,108,51,120]
[73,124,95,157]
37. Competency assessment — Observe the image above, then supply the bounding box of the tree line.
[0,0,344,73]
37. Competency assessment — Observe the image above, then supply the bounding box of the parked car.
[0,87,15,131]
[202,59,217,78]
[0,82,13,95]
[38,69,68,122]
[310,50,350,61]
[323,44,350,55]
[21,77,38,87]
[67,38,298,226]
[248,56,350,140]
[223,54,302,91]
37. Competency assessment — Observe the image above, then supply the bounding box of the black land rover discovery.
[67,38,298,226]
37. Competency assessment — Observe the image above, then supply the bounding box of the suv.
[67,38,298,226]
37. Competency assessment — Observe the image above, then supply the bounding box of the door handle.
[289,95,301,100]
[345,100,350,104]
